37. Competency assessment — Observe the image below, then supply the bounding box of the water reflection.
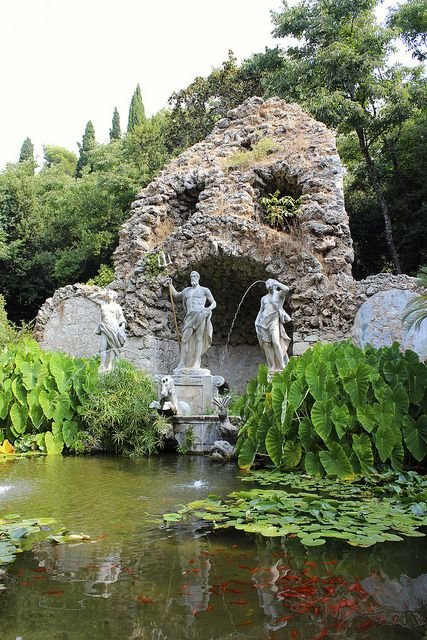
[1,456,426,640]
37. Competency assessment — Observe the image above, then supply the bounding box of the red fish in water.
[230,600,248,605]
[33,567,47,573]
[44,590,64,596]
[136,595,155,604]
[236,620,253,627]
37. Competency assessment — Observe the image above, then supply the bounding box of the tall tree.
[43,145,77,176]
[127,84,145,133]
[166,51,269,152]
[388,0,427,61]
[265,0,426,274]
[76,120,96,177]
[109,107,121,141]
[19,137,35,165]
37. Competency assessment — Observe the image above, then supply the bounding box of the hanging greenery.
[235,341,427,477]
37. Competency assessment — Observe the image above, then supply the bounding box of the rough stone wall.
[35,97,423,389]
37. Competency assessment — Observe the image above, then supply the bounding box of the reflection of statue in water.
[165,272,216,375]
[88,290,127,373]
[255,279,291,374]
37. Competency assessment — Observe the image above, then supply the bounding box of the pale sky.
[0,0,281,169]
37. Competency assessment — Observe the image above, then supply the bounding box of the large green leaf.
[372,402,394,429]
[0,389,11,420]
[390,438,404,471]
[331,404,351,439]
[265,425,283,468]
[281,441,302,469]
[62,421,79,448]
[352,433,374,474]
[305,362,328,401]
[356,405,376,433]
[271,380,285,425]
[11,378,26,405]
[288,377,307,410]
[44,431,64,455]
[311,399,333,443]
[407,362,427,404]
[27,389,44,429]
[49,353,74,394]
[304,452,323,476]
[20,361,49,391]
[375,425,395,463]
[237,437,257,470]
[319,442,354,479]
[342,363,371,406]
[39,389,58,420]
[402,415,427,462]
[299,417,314,451]
[53,393,74,424]
[10,402,28,435]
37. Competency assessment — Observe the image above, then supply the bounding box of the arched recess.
[159,239,294,391]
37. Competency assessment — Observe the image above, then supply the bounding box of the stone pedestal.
[168,373,225,415]
[173,416,222,454]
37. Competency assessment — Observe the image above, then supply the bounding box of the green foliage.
[86,263,115,287]
[127,84,145,133]
[403,266,427,330]
[79,360,170,456]
[0,295,18,347]
[222,137,280,169]
[143,252,163,278]
[388,0,427,61]
[43,145,77,176]
[76,120,96,177]
[236,341,427,476]
[164,470,427,547]
[0,338,99,452]
[259,190,301,229]
[166,51,265,153]
[109,107,121,141]
[19,138,34,165]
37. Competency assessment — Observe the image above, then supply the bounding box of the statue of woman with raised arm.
[255,279,291,374]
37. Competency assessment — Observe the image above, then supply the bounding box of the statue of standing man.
[255,279,291,374]
[165,271,216,375]
[88,289,127,373]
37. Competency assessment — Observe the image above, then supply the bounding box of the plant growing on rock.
[236,341,427,477]
[259,190,302,230]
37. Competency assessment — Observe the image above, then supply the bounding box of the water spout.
[221,280,265,364]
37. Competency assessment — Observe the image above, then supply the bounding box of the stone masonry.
[35,97,422,390]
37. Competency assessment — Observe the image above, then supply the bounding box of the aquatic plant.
[79,359,170,456]
[163,470,427,547]
[236,341,427,476]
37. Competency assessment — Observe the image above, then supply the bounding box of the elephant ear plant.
[0,338,99,454]
[236,341,427,478]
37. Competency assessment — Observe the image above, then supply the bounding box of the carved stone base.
[173,416,222,454]
[164,373,225,415]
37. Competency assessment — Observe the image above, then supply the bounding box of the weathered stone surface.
[35,97,424,388]
[352,289,427,360]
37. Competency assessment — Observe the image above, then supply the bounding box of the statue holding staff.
[255,279,291,374]
[165,271,216,374]
[88,289,127,373]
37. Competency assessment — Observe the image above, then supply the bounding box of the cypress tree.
[76,120,96,176]
[19,137,34,163]
[109,107,121,141]
[127,84,145,132]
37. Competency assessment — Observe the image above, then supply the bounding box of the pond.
[1,455,426,640]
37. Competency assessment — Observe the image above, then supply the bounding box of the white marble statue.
[149,375,191,416]
[255,279,291,374]
[165,271,216,375]
[88,290,127,373]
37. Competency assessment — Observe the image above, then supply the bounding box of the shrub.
[236,341,427,477]
[79,360,170,456]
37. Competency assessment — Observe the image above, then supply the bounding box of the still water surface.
[0,455,426,640]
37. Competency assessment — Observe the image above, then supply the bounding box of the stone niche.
[35,97,424,391]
